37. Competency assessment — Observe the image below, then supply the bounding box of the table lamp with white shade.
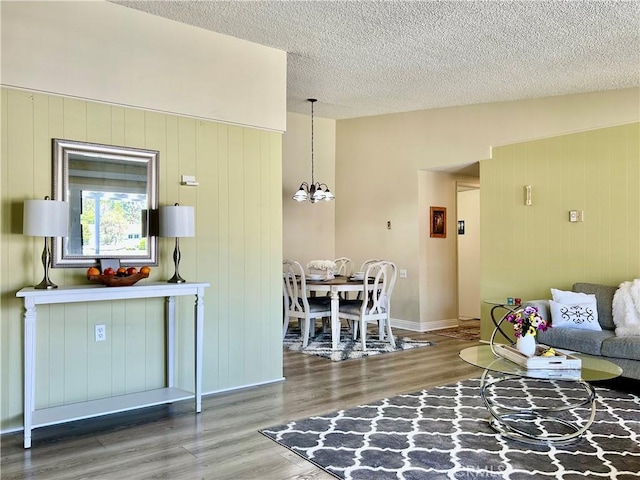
[23,196,69,289]
[159,203,195,283]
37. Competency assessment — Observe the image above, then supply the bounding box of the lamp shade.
[159,205,195,237]
[23,199,69,237]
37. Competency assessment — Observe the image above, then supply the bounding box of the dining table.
[305,275,373,349]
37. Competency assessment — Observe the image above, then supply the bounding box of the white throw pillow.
[550,288,596,304]
[549,299,602,331]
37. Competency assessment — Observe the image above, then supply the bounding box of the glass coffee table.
[460,345,622,445]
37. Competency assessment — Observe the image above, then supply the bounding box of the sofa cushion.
[601,336,640,362]
[572,282,617,330]
[537,327,615,356]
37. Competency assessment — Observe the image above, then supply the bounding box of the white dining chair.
[332,257,355,300]
[359,258,381,273]
[339,261,397,351]
[356,258,382,300]
[333,257,354,277]
[282,259,331,347]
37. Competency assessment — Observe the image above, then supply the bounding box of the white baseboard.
[390,318,459,333]
[203,376,285,398]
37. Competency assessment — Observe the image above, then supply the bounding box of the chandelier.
[293,99,335,203]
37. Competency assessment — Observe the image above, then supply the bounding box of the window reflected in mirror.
[53,139,159,268]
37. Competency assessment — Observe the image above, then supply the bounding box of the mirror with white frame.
[52,138,159,268]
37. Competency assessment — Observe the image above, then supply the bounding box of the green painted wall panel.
[1,88,283,431]
[481,123,640,340]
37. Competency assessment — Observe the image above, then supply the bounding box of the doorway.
[456,182,480,320]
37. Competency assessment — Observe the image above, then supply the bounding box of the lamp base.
[34,278,58,289]
[167,273,186,284]
[35,239,57,289]
[167,238,186,283]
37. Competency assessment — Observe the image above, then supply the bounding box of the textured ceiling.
[113,1,640,120]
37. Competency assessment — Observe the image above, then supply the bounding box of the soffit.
[112,1,640,120]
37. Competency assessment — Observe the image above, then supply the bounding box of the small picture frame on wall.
[430,206,446,238]
[458,220,465,235]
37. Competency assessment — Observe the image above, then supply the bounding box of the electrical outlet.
[95,324,106,342]
[569,210,584,222]
[400,269,407,279]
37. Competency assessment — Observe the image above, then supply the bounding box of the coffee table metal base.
[479,369,597,445]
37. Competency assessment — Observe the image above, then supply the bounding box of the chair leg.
[351,319,358,340]
[385,317,396,348]
[302,318,312,348]
[283,314,289,339]
[322,317,330,334]
[361,318,367,351]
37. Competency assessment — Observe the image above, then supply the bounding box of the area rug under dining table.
[283,328,433,361]
[260,377,640,479]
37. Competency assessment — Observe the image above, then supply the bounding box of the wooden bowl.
[88,271,149,287]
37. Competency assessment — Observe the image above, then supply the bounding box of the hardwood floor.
[1,330,482,480]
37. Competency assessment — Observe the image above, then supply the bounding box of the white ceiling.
[113,0,640,120]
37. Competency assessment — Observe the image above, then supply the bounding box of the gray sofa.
[525,282,640,380]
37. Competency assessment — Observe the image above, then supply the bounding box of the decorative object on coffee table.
[493,343,582,370]
[505,305,549,357]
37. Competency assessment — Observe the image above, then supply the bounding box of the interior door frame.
[456,181,480,320]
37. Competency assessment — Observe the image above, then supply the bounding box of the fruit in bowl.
[87,266,151,287]
[87,267,100,279]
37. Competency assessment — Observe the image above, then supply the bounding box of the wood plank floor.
[1,329,482,480]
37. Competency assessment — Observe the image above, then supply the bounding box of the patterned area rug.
[261,377,640,479]
[430,322,481,341]
[283,328,432,362]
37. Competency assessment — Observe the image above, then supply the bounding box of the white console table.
[16,281,210,448]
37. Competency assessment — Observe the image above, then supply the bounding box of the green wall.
[480,122,640,339]
[0,88,283,430]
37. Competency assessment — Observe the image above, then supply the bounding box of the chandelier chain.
[311,99,315,185]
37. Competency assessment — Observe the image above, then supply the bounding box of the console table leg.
[194,291,204,413]
[23,299,36,449]
[166,296,176,388]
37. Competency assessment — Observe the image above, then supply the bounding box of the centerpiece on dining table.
[307,260,336,280]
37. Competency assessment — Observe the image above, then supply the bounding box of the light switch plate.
[180,174,199,186]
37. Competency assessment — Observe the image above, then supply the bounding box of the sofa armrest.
[523,300,551,324]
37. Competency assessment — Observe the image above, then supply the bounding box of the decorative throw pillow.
[549,299,602,331]
[550,288,596,304]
